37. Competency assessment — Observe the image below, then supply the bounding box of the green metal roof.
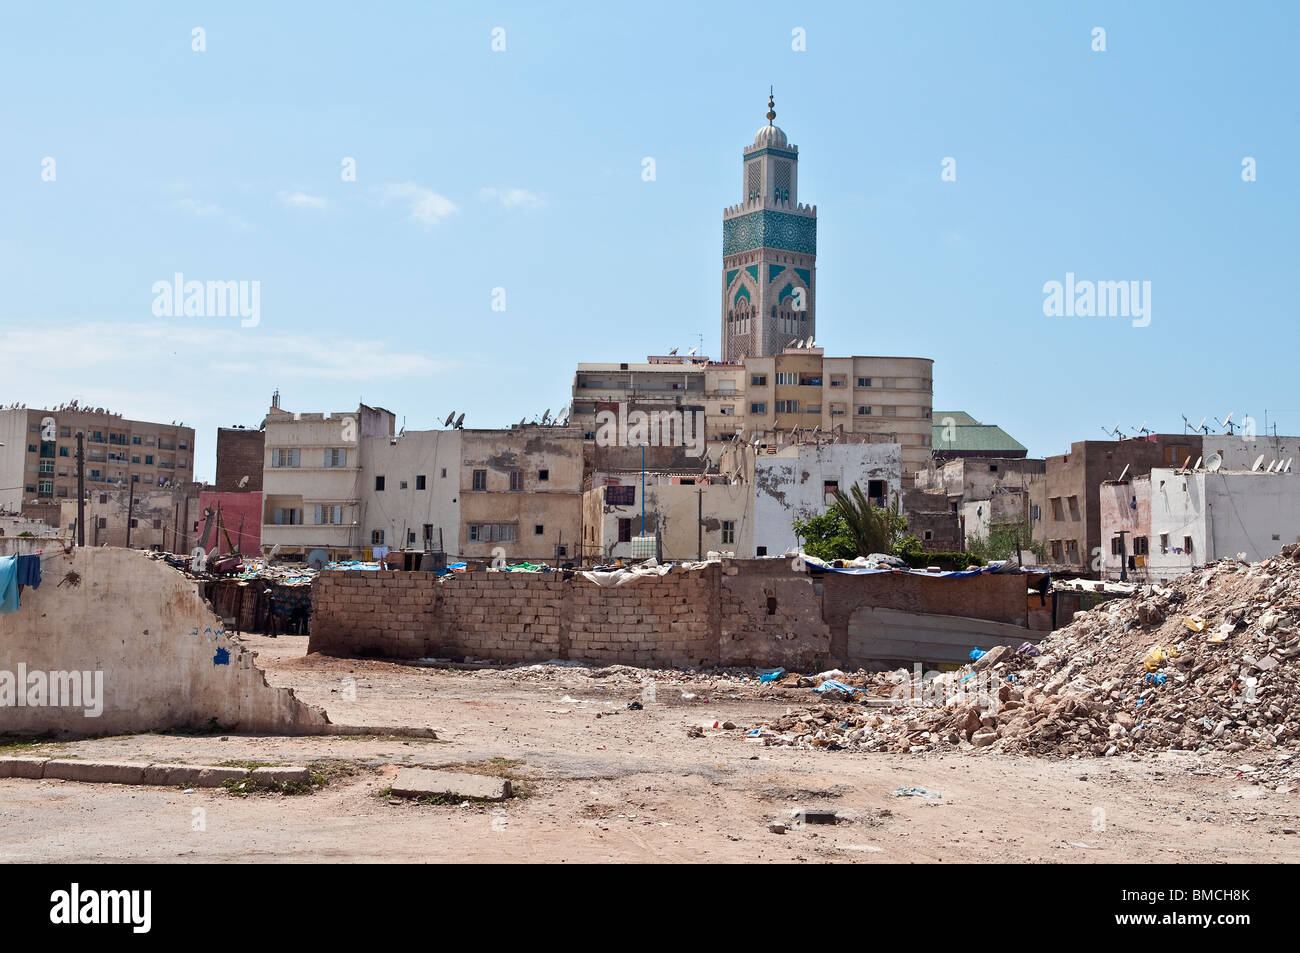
[932,412,1026,453]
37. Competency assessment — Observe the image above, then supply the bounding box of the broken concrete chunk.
[391,768,512,801]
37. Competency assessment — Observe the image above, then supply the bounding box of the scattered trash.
[969,647,987,662]
[758,667,785,684]
[893,786,941,799]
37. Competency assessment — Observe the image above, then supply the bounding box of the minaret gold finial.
[766,86,776,125]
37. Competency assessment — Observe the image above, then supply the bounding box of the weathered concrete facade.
[459,426,584,564]
[582,480,752,562]
[58,483,203,551]
[359,429,460,554]
[0,548,330,737]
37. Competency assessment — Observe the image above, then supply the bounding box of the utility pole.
[125,479,136,547]
[697,487,703,561]
[75,431,85,547]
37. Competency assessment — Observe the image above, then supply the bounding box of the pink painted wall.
[198,491,262,555]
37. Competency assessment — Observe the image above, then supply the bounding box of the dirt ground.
[2,633,1297,863]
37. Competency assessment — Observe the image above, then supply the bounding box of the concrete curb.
[0,756,311,789]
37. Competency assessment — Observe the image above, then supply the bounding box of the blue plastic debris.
[1144,672,1167,685]
[758,667,785,684]
[813,679,858,695]
[969,647,987,661]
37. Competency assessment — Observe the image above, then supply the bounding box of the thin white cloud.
[479,186,544,210]
[172,196,252,231]
[377,182,458,226]
[277,190,328,210]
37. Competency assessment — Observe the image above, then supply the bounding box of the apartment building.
[1100,468,1300,582]
[0,404,195,524]
[57,482,203,551]
[571,349,933,476]
[260,396,396,562]
[459,425,584,564]
[359,429,461,554]
[1032,435,1201,573]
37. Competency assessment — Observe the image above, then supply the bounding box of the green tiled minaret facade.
[721,90,818,361]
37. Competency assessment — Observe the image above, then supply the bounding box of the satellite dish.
[1269,459,1279,472]
[1286,458,1294,472]
[1192,456,1202,470]
[1180,456,1192,472]
[306,549,329,570]
[686,346,698,356]
[787,339,798,348]
[667,347,678,355]
[444,411,456,427]
[454,413,465,429]
[1251,454,1265,471]
[1197,416,1208,433]
[541,409,551,425]
[1117,464,1130,482]
[238,475,249,488]
[1205,453,1222,472]
[270,543,282,558]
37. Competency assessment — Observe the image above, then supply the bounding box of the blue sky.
[2,1,1297,481]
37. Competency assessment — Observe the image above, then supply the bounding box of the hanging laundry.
[16,553,41,590]
[0,556,18,614]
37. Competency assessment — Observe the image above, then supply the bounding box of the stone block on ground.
[0,756,49,779]
[43,759,148,784]
[391,768,512,801]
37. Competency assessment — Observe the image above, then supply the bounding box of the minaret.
[721,89,817,361]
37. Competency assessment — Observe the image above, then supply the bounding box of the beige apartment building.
[259,396,396,562]
[571,349,933,477]
[0,404,195,524]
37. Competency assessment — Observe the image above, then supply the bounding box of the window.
[1134,536,1149,555]
[469,523,517,543]
[882,406,898,417]
[509,471,524,492]
[867,480,886,506]
[829,376,846,388]
[129,518,139,528]
[59,446,69,457]
[1065,540,1080,563]
[776,371,798,386]
[857,377,872,387]
[314,505,342,525]
[375,476,385,491]
[751,375,767,386]
[534,524,545,536]
[324,448,347,468]
[720,406,735,416]
[440,468,447,478]
[721,521,736,545]
[132,436,141,445]
[1050,497,1064,521]
[38,479,53,496]
[538,469,549,482]
[1050,540,1063,561]
[99,494,108,504]
[1159,534,1169,555]
[97,517,107,529]
[472,469,487,491]
[856,406,871,416]
[60,426,71,437]
[399,481,408,490]
[1067,496,1081,520]
[39,460,53,473]
[1184,536,1194,554]
[1111,536,1124,556]
[152,519,162,529]
[606,485,635,506]
[371,530,385,545]
[416,474,426,490]
[408,531,416,545]
[272,508,302,525]
[823,479,838,502]
[989,464,998,472]
[618,518,633,542]
[774,400,799,413]
[750,402,767,414]
[423,524,434,545]
[272,448,299,468]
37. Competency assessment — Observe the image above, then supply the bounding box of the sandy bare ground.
[1,633,1296,863]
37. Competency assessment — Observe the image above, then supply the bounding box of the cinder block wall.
[308,562,832,668]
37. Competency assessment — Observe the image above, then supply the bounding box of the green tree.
[793,482,910,559]
[966,519,1044,562]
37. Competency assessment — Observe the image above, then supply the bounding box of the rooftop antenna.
[1101,422,1122,438]
[686,345,699,356]
[1117,464,1131,482]
[1251,453,1265,471]
[667,347,678,355]
[1132,421,1152,437]
[1216,411,1236,435]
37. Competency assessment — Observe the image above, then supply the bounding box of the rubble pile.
[746,549,1300,762]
